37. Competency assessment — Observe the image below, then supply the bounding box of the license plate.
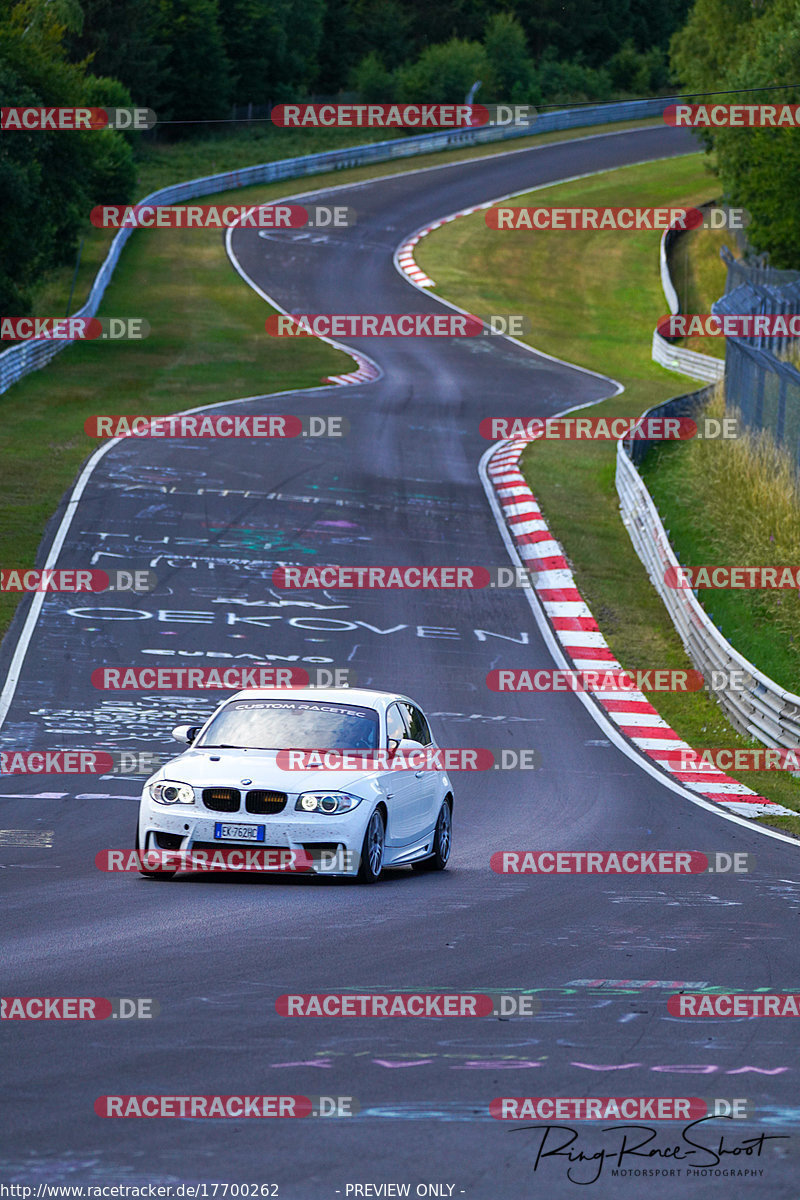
[214,823,265,842]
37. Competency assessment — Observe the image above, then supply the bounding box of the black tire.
[357,807,385,883]
[412,800,452,872]
[135,824,177,880]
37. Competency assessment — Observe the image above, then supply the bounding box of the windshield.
[195,699,380,751]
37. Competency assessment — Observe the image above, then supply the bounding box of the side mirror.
[388,737,422,754]
[172,724,199,744]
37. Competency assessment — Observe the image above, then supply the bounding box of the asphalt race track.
[2,124,799,1197]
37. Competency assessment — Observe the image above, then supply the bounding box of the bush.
[395,38,488,104]
[537,48,613,105]
[350,51,394,102]
[483,13,540,105]
[607,39,670,94]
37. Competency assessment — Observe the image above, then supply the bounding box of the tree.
[350,51,395,102]
[517,0,633,70]
[670,0,756,97]
[536,48,612,105]
[0,0,134,312]
[397,0,492,51]
[626,0,694,53]
[607,39,669,95]
[671,0,800,266]
[219,0,289,105]
[483,13,539,104]
[279,0,326,96]
[65,0,167,110]
[395,37,488,103]
[157,0,232,125]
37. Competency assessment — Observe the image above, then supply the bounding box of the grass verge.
[418,152,800,832]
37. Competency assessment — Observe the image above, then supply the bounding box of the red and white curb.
[396,205,489,289]
[487,438,794,820]
[396,233,435,287]
[324,349,381,386]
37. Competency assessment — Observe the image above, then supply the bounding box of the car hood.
[153,747,381,795]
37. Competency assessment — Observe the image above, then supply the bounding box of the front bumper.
[138,793,370,876]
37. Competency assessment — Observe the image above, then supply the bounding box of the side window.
[386,703,409,746]
[400,703,432,746]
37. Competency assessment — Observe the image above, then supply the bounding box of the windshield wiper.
[198,743,248,750]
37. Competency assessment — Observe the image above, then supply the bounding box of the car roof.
[222,687,419,711]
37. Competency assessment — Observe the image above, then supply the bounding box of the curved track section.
[2,126,798,1198]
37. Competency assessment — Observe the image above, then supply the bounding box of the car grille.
[245,789,287,815]
[190,841,286,855]
[202,787,240,812]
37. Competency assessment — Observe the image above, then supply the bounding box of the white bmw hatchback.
[136,687,453,883]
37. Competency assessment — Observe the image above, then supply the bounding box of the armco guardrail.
[652,210,724,383]
[651,328,724,381]
[0,95,677,397]
[617,392,800,749]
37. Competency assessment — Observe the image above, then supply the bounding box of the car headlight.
[149,780,195,806]
[295,791,362,815]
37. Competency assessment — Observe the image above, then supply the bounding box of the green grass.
[418,152,800,832]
